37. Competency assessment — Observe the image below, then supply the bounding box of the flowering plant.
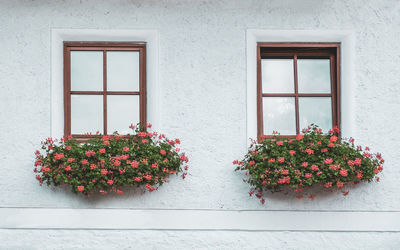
[34,124,189,196]
[234,125,384,204]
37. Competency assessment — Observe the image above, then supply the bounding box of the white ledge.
[1,208,399,231]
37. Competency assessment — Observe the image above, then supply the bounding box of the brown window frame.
[63,42,147,139]
[257,43,341,140]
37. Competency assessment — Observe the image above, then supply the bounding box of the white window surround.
[51,29,160,138]
[246,29,355,144]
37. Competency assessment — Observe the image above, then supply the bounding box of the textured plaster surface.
[0,230,399,250]
[0,0,400,210]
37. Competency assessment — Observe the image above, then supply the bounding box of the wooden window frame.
[257,43,341,140]
[63,42,147,139]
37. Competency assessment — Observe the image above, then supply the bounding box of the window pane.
[71,51,103,91]
[107,51,140,91]
[263,97,296,135]
[107,95,140,134]
[71,95,103,134]
[298,59,331,93]
[261,59,294,93]
[299,97,332,133]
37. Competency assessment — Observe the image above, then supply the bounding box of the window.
[63,42,146,138]
[257,43,340,139]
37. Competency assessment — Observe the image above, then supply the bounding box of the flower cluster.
[34,124,189,196]
[234,125,383,204]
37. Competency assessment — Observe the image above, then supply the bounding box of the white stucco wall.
[0,0,400,248]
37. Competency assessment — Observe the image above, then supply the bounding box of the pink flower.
[249,160,255,166]
[305,148,314,155]
[280,169,289,175]
[339,169,348,177]
[330,136,338,142]
[296,134,304,140]
[289,150,296,156]
[54,153,65,160]
[123,147,129,152]
[311,165,319,171]
[324,182,332,188]
[64,165,71,171]
[276,141,284,146]
[175,139,181,144]
[305,173,312,179]
[357,171,363,179]
[328,143,335,148]
[85,150,95,157]
[107,179,114,185]
[99,148,106,154]
[66,146,72,151]
[90,164,97,170]
[160,149,166,155]
[80,159,88,165]
[116,190,123,195]
[354,158,362,166]
[324,158,333,164]
[143,175,152,180]
[142,139,148,143]
[100,169,108,175]
[336,182,344,188]
[67,158,75,163]
[114,160,121,167]
[321,148,328,153]
[131,161,139,168]
[77,186,84,192]
[329,164,339,170]
[134,177,142,182]
[268,158,275,163]
[278,157,285,163]
[145,183,155,192]
[302,162,308,168]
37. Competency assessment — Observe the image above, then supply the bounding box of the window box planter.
[234,125,383,204]
[34,124,189,196]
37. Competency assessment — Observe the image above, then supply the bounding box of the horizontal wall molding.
[1,208,399,231]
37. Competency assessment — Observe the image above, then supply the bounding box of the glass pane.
[107,51,140,91]
[71,51,103,91]
[71,95,103,134]
[298,59,331,93]
[261,59,294,93]
[299,97,332,133]
[107,95,140,134]
[263,97,296,135]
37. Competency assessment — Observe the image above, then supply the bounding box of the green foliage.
[234,125,383,200]
[34,124,189,196]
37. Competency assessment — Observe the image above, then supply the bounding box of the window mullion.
[103,50,107,135]
[294,54,300,134]
[329,54,336,130]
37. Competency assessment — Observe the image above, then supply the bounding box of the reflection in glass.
[298,59,331,93]
[71,95,103,134]
[71,51,103,91]
[299,97,332,133]
[107,95,140,134]
[261,59,294,93]
[263,97,296,135]
[107,52,140,91]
